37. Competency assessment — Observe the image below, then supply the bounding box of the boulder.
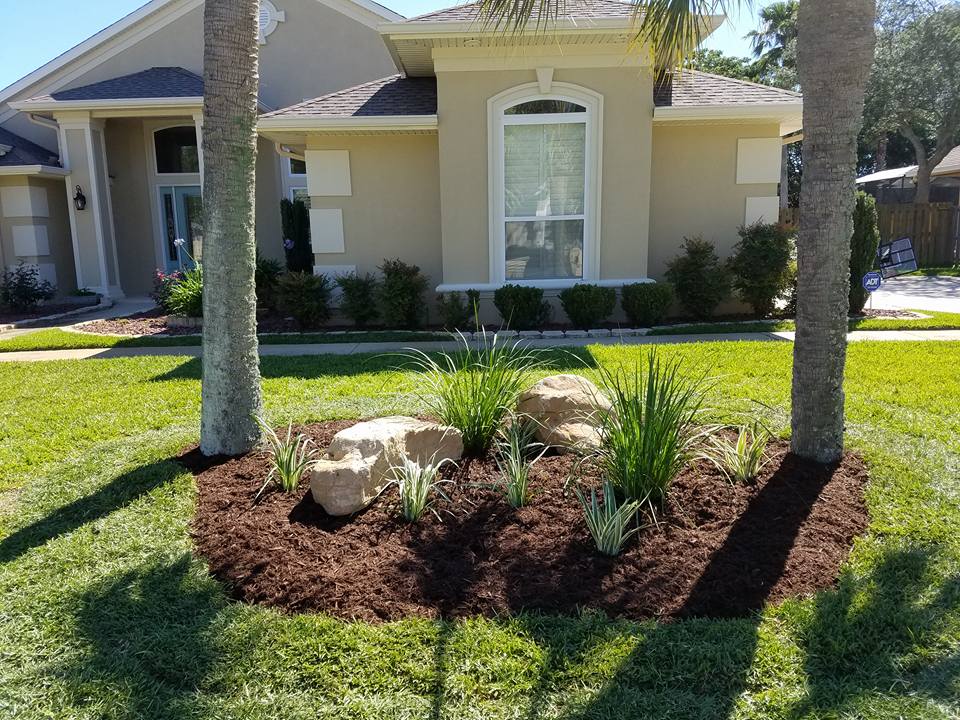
[516,374,612,453]
[310,416,463,516]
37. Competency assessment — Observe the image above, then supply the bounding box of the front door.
[159,185,203,272]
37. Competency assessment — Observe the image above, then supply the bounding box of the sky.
[0,0,760,93]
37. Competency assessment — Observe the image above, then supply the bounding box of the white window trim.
[487,81,603,287]
[289,186,308,202]
[286,157,306,178]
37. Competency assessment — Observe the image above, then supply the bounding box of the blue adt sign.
[862,271,883,293]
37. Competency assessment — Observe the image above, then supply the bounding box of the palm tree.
[746,1,798,74]
[199,0,264,456]
[478,0,876,463]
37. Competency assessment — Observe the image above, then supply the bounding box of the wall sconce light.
[73,185,87,211]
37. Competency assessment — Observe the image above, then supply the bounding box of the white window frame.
[151,124,201,177]
[488,82,603,288]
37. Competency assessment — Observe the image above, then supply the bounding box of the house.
[857,145,960,205]
[0,0,802,321]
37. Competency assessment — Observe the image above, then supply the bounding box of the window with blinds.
[501,102,587,281]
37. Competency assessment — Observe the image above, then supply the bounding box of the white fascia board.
[653,102,802,124]
[258,115,438,132]
[380,13,721,37]
[0,0,201,113]
[0,165,69,178]
[11,97,204,113]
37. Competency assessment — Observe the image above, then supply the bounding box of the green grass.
[647,309,960,335]
[1,342,959,718]
[0,328,450,352]
[908,267,960,277]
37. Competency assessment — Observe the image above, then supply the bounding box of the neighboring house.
[0,0,802,317]
[857,145,960,206]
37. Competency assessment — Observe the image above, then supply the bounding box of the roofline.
[379,15,723,37]
[0,0,403,121]
[0,165,69,178]
[10,96,204,113]
[653,102,803,121]
[258,114,438,132]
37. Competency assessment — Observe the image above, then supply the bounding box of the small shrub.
[701,422,772,484]
[0,262,56,311]
[400,330,544,456]
[728,222,794,317]
[336,272,380,329]
[783,259,799,317]
[388,456,453,522]
[166,265,203,318]
[849,191,881,315]
[575,478,642,556]
[280,198,312,273]
[621,282,674,327]
[253,417,316,500]
[437,289,480,331]
[150,269,185,312]
[594,353,707,514]
[495,418,546,508]
[493,284,551,330]
[379,258,429,329]
[559,284,616,330]
[255,252,283,310]
[664,236,731,319]
[276,271,332,328]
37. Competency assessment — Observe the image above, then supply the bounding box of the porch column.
[55,111,124,298]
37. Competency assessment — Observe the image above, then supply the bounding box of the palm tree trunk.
[791,0,876,463]
[200,0,263,456]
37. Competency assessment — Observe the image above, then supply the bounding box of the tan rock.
[517,374,612,454]
[310,416,463,515]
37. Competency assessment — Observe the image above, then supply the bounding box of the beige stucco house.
[0,0,801,317]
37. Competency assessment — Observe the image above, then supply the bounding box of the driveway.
[872,274,960,313]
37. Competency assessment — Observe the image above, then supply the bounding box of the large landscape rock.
[516,374,612,453]
[310,416,463,516]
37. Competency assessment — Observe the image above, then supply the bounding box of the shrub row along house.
[0,0,801,322]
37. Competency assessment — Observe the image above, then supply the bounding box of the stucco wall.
[256,137,285,264]
[305,133,443,296]
[648,122,782,279]
[0,175,75,294]
[436,66,654,286]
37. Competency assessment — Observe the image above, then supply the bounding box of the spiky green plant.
[594,353,708,514]
[388,456,454,522]
[495,417,546,508]
[575,479,643,557]
[702,422,772,483]
[398,330,544,456]
[252,416,316,500]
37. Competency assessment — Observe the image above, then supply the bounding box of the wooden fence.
[778,203,960,267]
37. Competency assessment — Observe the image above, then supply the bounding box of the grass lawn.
[0,328,450,353]
[1,342,958,718]
[647,309,960,336]
[908,267,960,277]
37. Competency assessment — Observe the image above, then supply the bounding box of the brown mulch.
[857,308,924,319]
[0,303,92,323]
[186,420,870,622]
[80,308,306,336]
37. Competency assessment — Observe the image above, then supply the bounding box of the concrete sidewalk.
[1,328,959,362]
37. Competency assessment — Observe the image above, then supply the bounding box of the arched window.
[154,126,199,174]
[489,83,602,284]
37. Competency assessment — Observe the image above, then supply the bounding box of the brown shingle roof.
[261,75,438,119]
[406,0,638,22]
[28,67,203,103]
[655,71,801,107]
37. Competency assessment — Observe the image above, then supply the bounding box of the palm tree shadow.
[62,554,223,718]
[788,546,960,717]
[0,458,184,564]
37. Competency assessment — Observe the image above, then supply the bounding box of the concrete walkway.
[872,275,960,313]
[1,328,959,362]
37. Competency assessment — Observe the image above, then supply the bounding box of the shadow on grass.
[788,545,960,718]
[65,554,223,718]
[150,346,598,382]
[0,458,183,564]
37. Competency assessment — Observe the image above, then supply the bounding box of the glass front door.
[159,185,203,272]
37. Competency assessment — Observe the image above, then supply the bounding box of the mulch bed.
[78,308,308,336]
[857,308,924,319]
[186,420,870,622]
[0,303,92,324]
